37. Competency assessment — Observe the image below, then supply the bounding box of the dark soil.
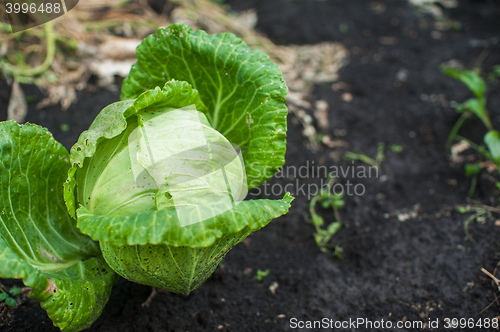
[2,0,500,331]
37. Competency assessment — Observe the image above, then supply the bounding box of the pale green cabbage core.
[78,106,247,227]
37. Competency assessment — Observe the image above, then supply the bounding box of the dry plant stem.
[482,267,500,319]
[141,287,158,308]
[1,22,55,78]
[7,81,27,123]
[0,281,16,300]
[481,268,500,289]
[473,49,490,70]
[477,294,500,316]
[478,262,500,315]
[454,134,493,166]
[0,281,9,294]
[287,102,319,150]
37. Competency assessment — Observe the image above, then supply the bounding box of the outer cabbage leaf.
[0,239,117,332]
[121,23,288,188]
[77,193,293,247]
[0,121,118,332]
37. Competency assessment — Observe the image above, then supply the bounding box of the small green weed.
[308,176,344,258]
[456,204,499,244]
[488,65,500,82]
[442,65,500,196]
[344,142,385,168]
[442,65,499,163]
[254,269,270,282]
[339,24,348,34]
[390,144,403,154]
[0,286,20,307]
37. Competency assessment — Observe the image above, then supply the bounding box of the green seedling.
[254,269,270,282]
[464,163,481,197]
[442,65,500,197]
[60,123,70,132]
[25,95,37,103]
[488,65,500,82]
[344,142,385,168]
[0,286,20,307]
[435,15,462,31]
[315,133,325,142]
[442,65,500,164]
[309,176,344,258]
[456,204,496,244]
[390,144,403,153]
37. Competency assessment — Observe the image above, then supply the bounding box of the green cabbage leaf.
[0,121,118,332]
